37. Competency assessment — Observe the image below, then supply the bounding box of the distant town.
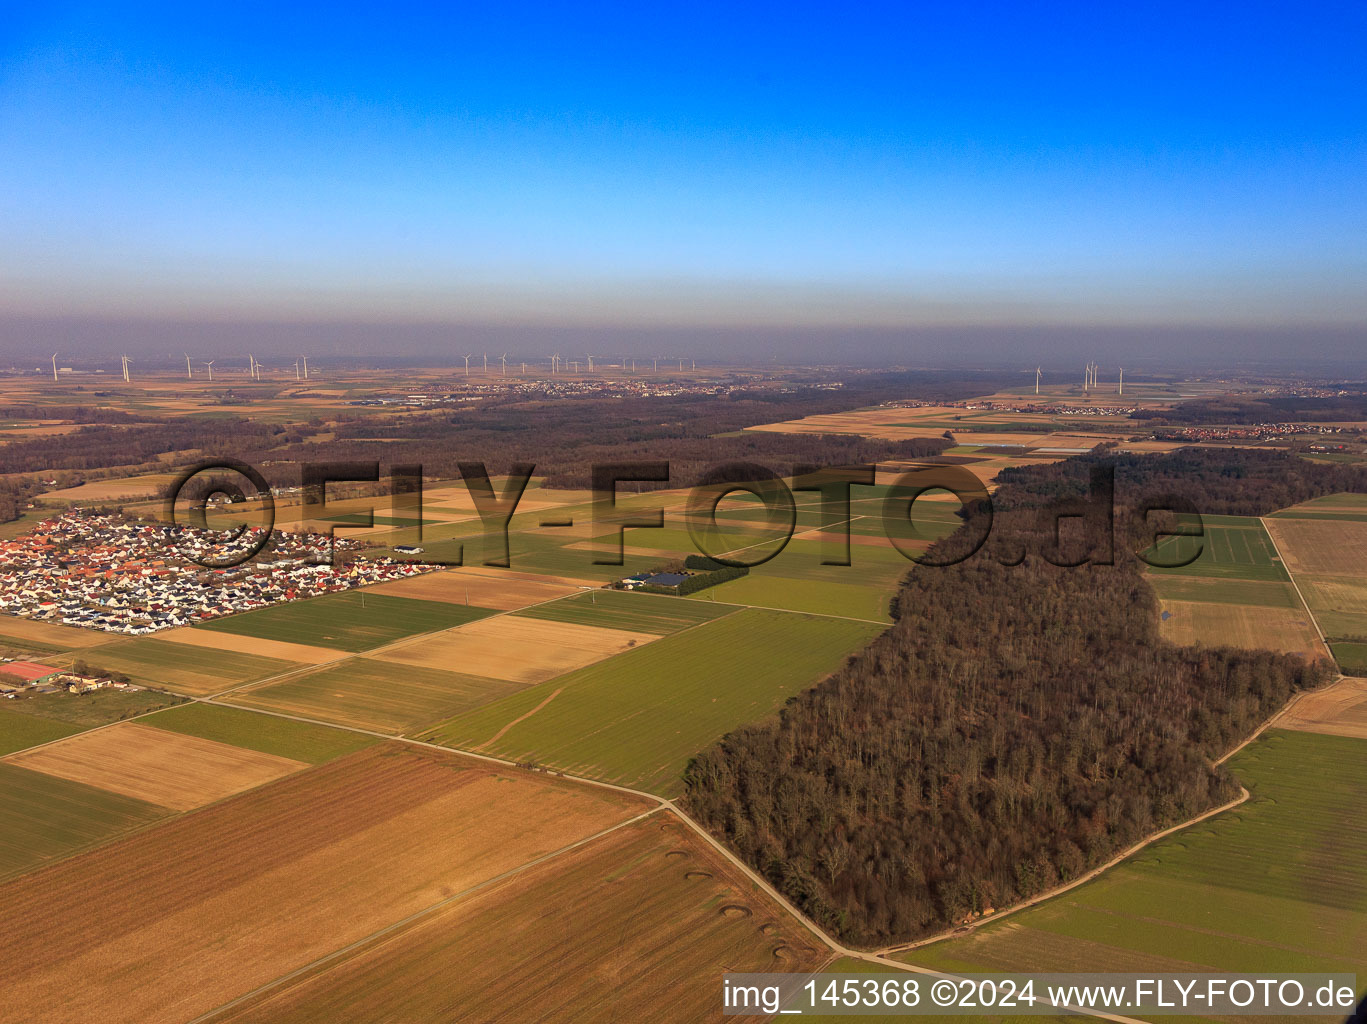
[0,511,435,635]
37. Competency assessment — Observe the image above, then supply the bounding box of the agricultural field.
[0,761,169,879]
[0,707,82,756]
[513,588,734,633]
[143,701,378,762]
[1262,514,1367,674]
[1145,576,1302,608]
[690,572,893,621]
[1263,516,1367,577]
[362,565,579,609]
[194,591,496,652]
[1267,491,1367,520]
[1332,642,1367,677]
[207,815,826,1024]
[151,627,346,665]
[1145,518,1290,582]
[1290,576,1367,643]
[229,658,523,734]
[1142,520,1325,659]
[79,636,307,695]
[374,615,657,685]
[0,744,650,1024]
[1278,677,1367,740]
[1154,599,1323,659]
[903,731,1367,986]
[0,615,110,651]
[422,608,884,795]
[0,686,186,728]
[5,722,309,811]
[39,471,181,502]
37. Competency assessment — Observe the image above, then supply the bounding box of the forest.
[992,446,1367,518]
[1130,393,1367,425]
[683,449,1341,947]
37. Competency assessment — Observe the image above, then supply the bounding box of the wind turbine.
[462,354,471,377]
[500,352,508,375]
[51,353,58,383]
[302,355,309,379]
[1118,367,1124,396]
[586,353,594,372]
[482,353,488,373]
[121,355,132,382]
[204,360,215,381]
[653,357,658,373]
[1035,366,1041,395]
[551,354,560,373]
[185,353,193,380]
[294,358,301,380]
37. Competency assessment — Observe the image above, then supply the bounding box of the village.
[0,510,436,635]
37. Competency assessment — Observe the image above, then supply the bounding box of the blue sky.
[2,3,1365,333]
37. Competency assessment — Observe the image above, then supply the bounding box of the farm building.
[0,661,61,687]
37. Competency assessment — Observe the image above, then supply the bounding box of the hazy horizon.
[3,316,1364,376]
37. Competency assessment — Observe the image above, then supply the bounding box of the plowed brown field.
[205,815,825,1024]
[4,723,308,811]
[376,615,656,683]
[0,744,649,1024]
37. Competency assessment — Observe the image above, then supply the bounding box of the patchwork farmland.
[0,761,170,879]
[1263,501,1367,674]
[195,591,495,652]
[230,658,524,734]
[1146,516,1328,661]
[421,607,883,794]
[0,745,650,1024]
[6,373,1365,1024]
[903,731,1367,984]
[205,816,826,1024]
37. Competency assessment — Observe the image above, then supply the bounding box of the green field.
[143,701,378,762]
[905,730,1367,982]
[512,589,734,633]
[0,707,82,756]
[1292,576,1367,642]
[195,592,495,652]
[1331,642,1367,676]
[421,607,884,795]
[1,688,186,728]
[0,762,169,879]
[401,530,664,581]
[1270,492,1367,513]
[690,572,892,621]
[1146,520,1290,582]
[83,638,304,695]
[229,658,522,734]
[1146,575,1302,608]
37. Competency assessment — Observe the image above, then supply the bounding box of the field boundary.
[185,805,666,1024]
[1260,515,1335,660]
